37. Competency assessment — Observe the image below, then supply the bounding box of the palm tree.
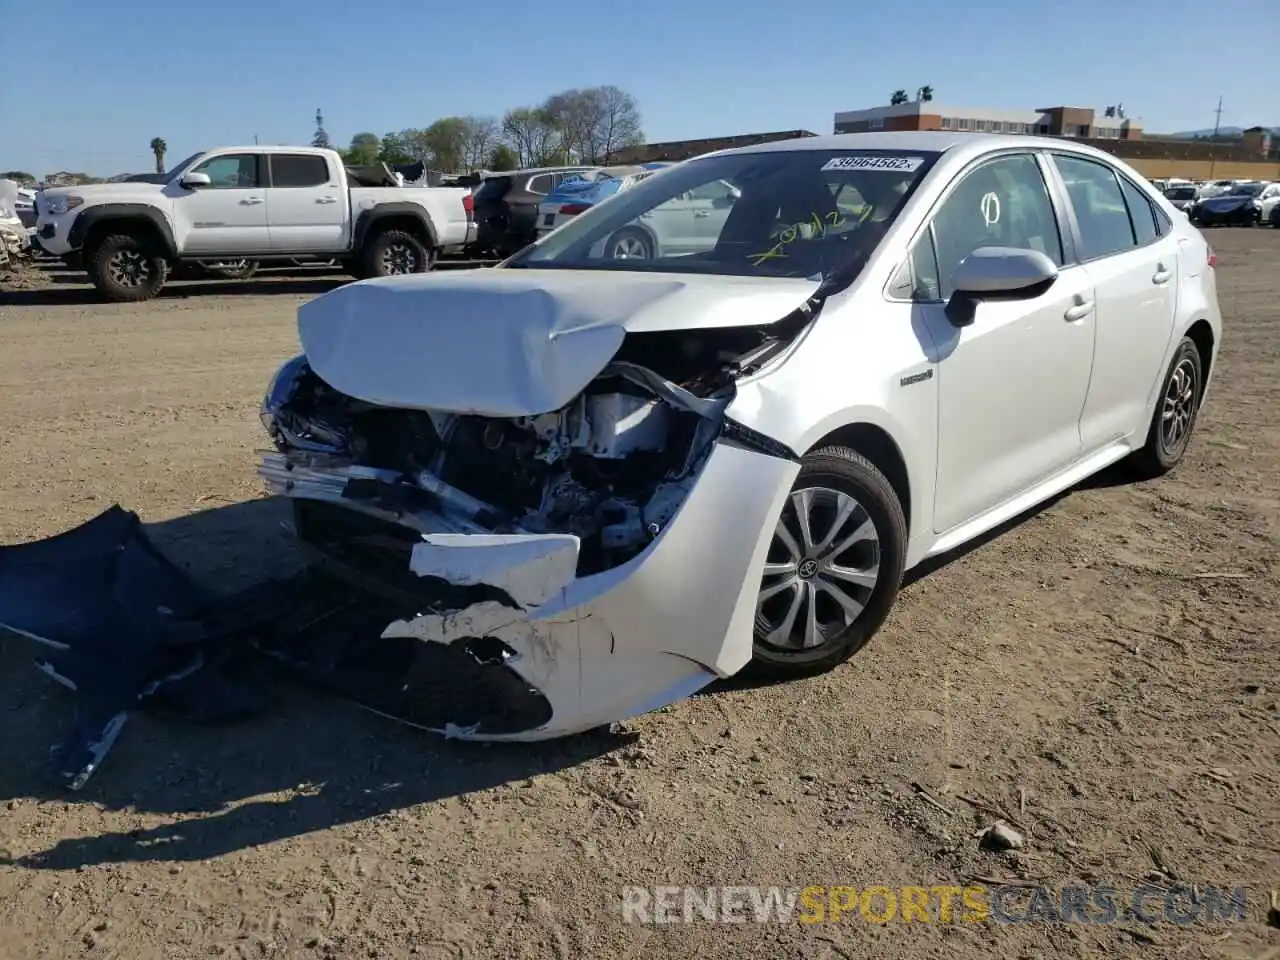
[150,137,167,174]
[889,89,909,106]
[920,85,934,102]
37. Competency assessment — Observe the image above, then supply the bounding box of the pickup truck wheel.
[362,229,433,278]
[88,234,168,302]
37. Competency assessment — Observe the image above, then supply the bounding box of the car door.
[637,191,704,255]
[903,152,1097,534]
[171,153,269,254]
[266,152,345,252]
[685,179,739,250]
[1051,154,1179,450]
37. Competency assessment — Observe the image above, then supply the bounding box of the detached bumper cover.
[0,507,286,789]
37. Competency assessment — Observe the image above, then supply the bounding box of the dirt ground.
[0,238,1277,960]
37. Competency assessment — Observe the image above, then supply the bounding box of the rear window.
[475,177,512,201]
[271,154,330,188]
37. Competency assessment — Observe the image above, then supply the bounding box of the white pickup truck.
[34,146,477,301]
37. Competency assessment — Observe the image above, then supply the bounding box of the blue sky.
[3,0,1276,178]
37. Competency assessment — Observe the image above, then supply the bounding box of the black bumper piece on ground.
[0,506,552,791]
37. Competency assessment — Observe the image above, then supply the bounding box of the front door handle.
[241,196,264,205]
[694,210,711,218]
[1152,264,1172,285]
[1064,299,1094,322]
[316,196,338,204]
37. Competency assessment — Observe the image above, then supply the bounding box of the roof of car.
[712,131,1122,160]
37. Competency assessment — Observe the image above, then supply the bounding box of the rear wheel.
[358,229,433,278]
[604,227,654,260]
[1127,336,1203,479]
[87,233,168,302]
[749,447,907,679]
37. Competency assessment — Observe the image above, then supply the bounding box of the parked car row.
[1150,176,1280,227]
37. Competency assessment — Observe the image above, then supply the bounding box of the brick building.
[833,102,1143,140]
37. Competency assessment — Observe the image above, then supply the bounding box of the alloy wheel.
[107,250,151,288]
[755,487,881,651]
[1161,357,1198,453]
[381,243,419,275]
[611,235,650,259]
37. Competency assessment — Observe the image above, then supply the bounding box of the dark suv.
[473,166,597,257]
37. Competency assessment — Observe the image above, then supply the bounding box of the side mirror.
[181,172,211,189]
[945,246,1058,328]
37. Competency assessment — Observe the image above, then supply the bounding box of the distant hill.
[1167,125,1279,139]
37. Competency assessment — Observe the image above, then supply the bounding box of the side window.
[1053,155,1137,260]
[271,154,330,188]
[527,174,554,194]
[929,154,1063,300]
[1117,176,1158,246]
[192,154,261,189]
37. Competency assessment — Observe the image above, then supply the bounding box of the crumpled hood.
[297,268,820,417]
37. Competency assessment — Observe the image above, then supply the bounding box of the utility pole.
[254,134,259,145]
[1212,96,1223,138]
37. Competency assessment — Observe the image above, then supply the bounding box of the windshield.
[506,148,939,279]
[1166,186,1196,200]
[1228,182,1265,197]
[164,152,206,183]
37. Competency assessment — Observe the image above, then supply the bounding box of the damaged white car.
[258,131,1221,741]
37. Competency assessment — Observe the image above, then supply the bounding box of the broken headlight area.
[263,361,724,575]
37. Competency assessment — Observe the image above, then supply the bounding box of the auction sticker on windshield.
[821,156,924,172]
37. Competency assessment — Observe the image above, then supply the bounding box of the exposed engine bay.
[261,306,813,575]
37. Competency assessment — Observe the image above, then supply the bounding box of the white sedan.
[260,132,1221,740]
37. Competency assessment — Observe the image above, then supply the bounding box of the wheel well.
[84,218,165,256]
[1185,319,1215,399]
[610,222,657,251]
[368,215,433,248]
[807,423,911,529]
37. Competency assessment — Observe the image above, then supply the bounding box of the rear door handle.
[316,196,338,204]
[694,210,711,218]
[1064,300,1094,322]
[241,197,264,205]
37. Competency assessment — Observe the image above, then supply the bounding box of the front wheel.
[359,229,433,278]
[1126,336,1203,479]
[87,234,168,302]
[749,447,908,679]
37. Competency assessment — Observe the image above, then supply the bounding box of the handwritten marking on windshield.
[747,207,878,267]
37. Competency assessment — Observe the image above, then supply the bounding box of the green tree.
[0,171,35,184]
[487,144,518,171]
[378,131,413,165]
[311,108,332,149]
[150,137,167,174]
[919,85,934,102]
[423,117,468,171]
[345,132,381,166]
[889,89,909,105]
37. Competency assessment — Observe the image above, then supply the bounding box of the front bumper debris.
[1,442,797,789]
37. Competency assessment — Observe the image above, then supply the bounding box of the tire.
[358,229,433,279]
[87,233,168,302]
[749,446,908,679]
[1126,336,1204,480]
[604,226,654,260]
